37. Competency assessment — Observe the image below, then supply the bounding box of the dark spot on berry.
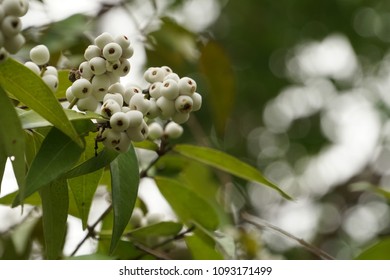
[141,128,146,134]
[82,87,88,93]
[109,48,115,54]
[99,88,105,91]
[117,120,123,126]
[11,20,19,28]
[123,66,129,73]
[0,54,4,60]
[152,70,157,76]
[134,88,139,93]
[90,65,95,71]
[113,64,119,70]
[104,108,112,117]
[164,83,169,87]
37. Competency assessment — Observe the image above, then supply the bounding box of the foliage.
[0,0,289,260]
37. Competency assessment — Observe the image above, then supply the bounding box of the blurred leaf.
[155,177,219,230]
[18,108,103,130]
[40,14,90,54]
[11,215,40,256]
[109,144,140,253]
[24,130,44,167]
[186,231,223,260]
[0,58,82,146]
[356,238,390,260]
[174,144,291,199]
[133,140,159,152]
[68,134,104,229]
[0,190,41,206]
[56,70,72,99]
[13,127,84,205]
[199,41,236,136]
[0,147,6,191]
[129,222,183,238]
[39,179,69,260]
[0,86,25,194]
[66,148,118,178]
[146,18,198,70]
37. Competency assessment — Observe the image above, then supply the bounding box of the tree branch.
[241,212,335,260]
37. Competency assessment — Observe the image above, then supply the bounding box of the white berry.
[191,92,202,111]
[175,95,193,113]
[161,79,179,100]
[71,78,92,99]
[103,42,122,62]
[103,93,123,107]
[94,32,114,50]
[84,45,101,61]
[2,16,22,37]
[165,122,183,139]
[125,110,144,128]
[24,61,40,75]
[76,95,99,112]
[148,122,163,140]
[30,45,50,66]
[101,99,121,118]
[110,112,130,132]
[89,56,107,75]
[42,74,58,92]
[178,77,196,95]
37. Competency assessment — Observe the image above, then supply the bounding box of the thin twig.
[242,212,335,260]
[70,204,112,257]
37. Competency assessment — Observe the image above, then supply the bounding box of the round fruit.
[30,45,50,65]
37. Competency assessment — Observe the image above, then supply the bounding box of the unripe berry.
[102,128,121,150]
[191,92,202,111]
[103,93,123,107]
[3,0,29,17]
[110,111,130,132]
[161,66,173,76]
[156,96,175,119]
[124,86,142,105]
[101,99,121,118]
[129,93,151,115]
[164,72,180,83]
[125,110,144,128]
[165,122,183,138]
[105,60,121,72]
[91,74,110,98]
[161,79,179,100]
[2,16,22,37]
[4,33,25,54]
[114,35,131,50]
[30,45,50,66]
[149,82,162,99]
[79,61,94,80]
[76,95,99,112]
[114,132,131,153]
[144,67,165,83]
[121,45,134,59]
[24,61,40,75]
[84,45,101,61]
[94,32,114,50]
[178,77,196,95]
[103,42,122,62]
[114,58,130,77]
[146,98,160,119]
[0,48,7,63]
[66,87,75,102]
[42,74,58,92]
[148,122,163,140]
[108,82,125,95]
[89,56,107,75]
[126,120,148,142]
[175,95,193,113]
[43,66,58,78]
[71,78,92,99]
[172,111,190,124]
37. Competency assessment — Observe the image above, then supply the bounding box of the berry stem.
[67,97,79,109]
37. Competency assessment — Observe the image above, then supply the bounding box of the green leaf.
[0,86,25,194]
[39,179,69,259]
[355,238,390,260]
[0,147,6,191]
[129,222,183,238]
[132,140,159,152]
[0,58,82,146]
[14,127,84,205]
[109,144,140,253]
[199,41,236,135]
[186,231,223,260]
[56,70,72,99]
[65,148,118,178]
[68,134,104,229]
[0,190,41,206]
[174,144,291,199]
[18,108,104,130]
[66,253,115,260]
[155,177,219,230]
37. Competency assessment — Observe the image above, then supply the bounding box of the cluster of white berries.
[65,33,202,153]
[0,0,29,58]
[24,45,59,92]
[143,66,202,124]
